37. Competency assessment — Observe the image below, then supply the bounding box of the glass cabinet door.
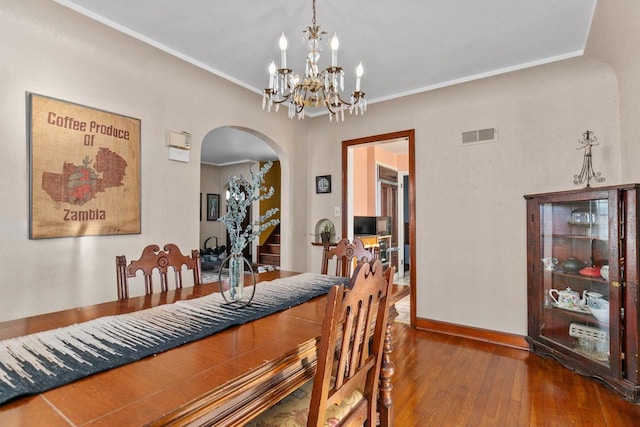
[539,198,612,366]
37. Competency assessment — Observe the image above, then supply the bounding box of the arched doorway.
[200,126,284,268]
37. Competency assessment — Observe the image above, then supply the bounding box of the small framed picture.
[207,193,220,221]
[316,175,331,194]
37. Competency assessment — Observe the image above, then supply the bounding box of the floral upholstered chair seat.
[245,379,364,427]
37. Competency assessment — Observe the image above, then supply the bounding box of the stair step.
[261,244,280,254]
[260,252,280,258]
[259,225,280,266]
[269,235,280,244]
[259,253,280,265]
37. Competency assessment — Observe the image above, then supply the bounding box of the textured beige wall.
[351,145,408,216]
[351,146,374,216]
[0,0,308,321]
[306,56,620,335]
[586,0,640,183]
[199,164,224,250]
[396,153,409,171]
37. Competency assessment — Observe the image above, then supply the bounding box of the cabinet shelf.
[544,305,608,327]
[547,270,608,284]
[541,234,604,240]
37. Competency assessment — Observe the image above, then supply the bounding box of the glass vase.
[229,253,244,301]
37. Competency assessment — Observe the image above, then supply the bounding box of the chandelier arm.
[265,90,292,105]
[271,97,292,106]
[335,93,363,107]
[324,100,338,114]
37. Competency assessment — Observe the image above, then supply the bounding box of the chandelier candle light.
[262,0,366,121]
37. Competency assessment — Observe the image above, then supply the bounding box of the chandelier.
[262,0,366,121]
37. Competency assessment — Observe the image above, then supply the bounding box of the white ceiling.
[54,0,597,164]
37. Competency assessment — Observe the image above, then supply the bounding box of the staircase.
[258,225,280,266]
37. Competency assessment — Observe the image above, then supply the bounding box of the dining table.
[0,270,409,426]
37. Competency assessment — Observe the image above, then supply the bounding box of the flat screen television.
[353,216,391,236]
[353,216,376,236]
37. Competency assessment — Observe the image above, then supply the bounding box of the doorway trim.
[397,170,409,278]
[342,129,416,325]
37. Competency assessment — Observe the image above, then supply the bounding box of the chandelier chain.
[312,0,316,29]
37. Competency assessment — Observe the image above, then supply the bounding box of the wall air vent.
[461,127,497,145]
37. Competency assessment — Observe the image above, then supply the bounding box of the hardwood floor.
[391,323,640,426]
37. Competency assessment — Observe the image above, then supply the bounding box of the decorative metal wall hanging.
[573,130,605,187]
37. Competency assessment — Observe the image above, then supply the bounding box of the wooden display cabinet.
[525,184,640,401]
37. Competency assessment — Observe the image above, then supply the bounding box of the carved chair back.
[321,237,375,277]
[116,243,202,300]
[311,259,393,426]
[245,259,394,427]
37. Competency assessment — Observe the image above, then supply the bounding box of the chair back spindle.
[309,259,393,426]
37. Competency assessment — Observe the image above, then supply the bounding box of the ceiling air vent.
[461,127,497,145]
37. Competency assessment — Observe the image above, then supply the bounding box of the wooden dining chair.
[246,259,394,427]
[115,243,202,300]
[321,237,376,277]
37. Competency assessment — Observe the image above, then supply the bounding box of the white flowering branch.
[218,161,280,255]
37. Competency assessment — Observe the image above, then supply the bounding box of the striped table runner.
[0,273,347,405]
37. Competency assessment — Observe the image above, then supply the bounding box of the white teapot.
[549,287,580,309]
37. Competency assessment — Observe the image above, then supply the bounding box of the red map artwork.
[41,148,128,206]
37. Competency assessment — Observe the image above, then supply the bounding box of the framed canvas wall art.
[28,93,141,239]
[207,193,220,221]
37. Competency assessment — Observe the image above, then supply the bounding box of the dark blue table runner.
[0,273,347,405]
